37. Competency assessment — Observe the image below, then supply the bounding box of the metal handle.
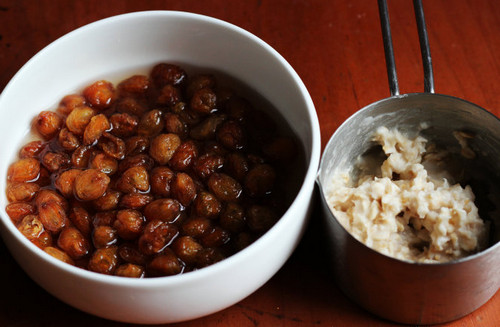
[378,0,435,96]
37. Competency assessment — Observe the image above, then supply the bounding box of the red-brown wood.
[0,0,499,326]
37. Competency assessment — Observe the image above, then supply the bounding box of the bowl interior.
[0,10,318,237]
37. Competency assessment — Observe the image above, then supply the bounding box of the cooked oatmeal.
[326,127,487,263]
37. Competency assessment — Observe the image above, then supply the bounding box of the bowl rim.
[0,10,321,286]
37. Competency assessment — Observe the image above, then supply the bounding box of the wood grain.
[1,1,499,326]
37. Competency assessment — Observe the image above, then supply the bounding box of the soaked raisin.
[7,158,40,183]
[109,113,138,138]
[6,202,36,223]
[119,193,154,209]
[59,94,86,115]
[118,243,148,265]
[164,112,188,138]
[244,164,276,197]
[119,193,153,209]
[83,80,116,110]
[157,84,181,107]
[186,74,215,99]
[115,97,148,117]
[138,220,178,255]
[115,166,149,194]
[196,247,225,269]
[34,110,63,139]
[143,198,181,222]
[149,133,181,165]
[54,169,81,198]
[216,120,246,150]
[35,230,53,250]
[150,166,175,197]
[201,226,230,248]
[115,263,145,278]
[117,75,151,99]
[189,114,226,140]
[58,128,80,151]
[19,140,46,158]
[151,63,187,87]
[73,169,110,201]
[193,191,221,219]
[57,226,90,259]
[83,113,111,145]
[114,209,144,240]
[169,140,198,171]
[92,225,118,248]
[220,202,246,233]
[92,211,117,228]
[125,135,149,156]
[89,152,118,175]
[138,109,164,137]
[224,152,249,181]
[171,173,197,206]
[35,189,68,211]
[98,132,126,160]
[190,88,216,115]
[193,153,224,180]
[69,206,92,237]
[203,141,228,156]
[172,236,203,265]
[181,217,212,238]
[117,154,154,175]
[34,166,52,187]
[147,249,183,276]
[92,189,121,211]
[65,106,95,135]
[38,200,67,233]
[88,246,119,275]
[207,173,242,202]
[6,182,40,202]
[41,151,71,172]
[44,246,75,265]
[17,215,44,241]
[71,145,93,168]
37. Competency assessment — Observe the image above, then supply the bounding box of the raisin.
[83,80,116,110]
[151,63,187,87]
[207,173,242,202]
[73,169,110,201]
[88,246,119,275]
[34,111,62,139]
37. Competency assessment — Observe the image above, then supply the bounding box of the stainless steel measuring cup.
[317,0,500,324]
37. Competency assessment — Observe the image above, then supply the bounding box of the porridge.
[326,126,488,263]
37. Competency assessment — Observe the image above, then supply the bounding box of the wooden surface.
[1,0,500,326]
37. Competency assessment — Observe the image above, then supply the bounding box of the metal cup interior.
[317,92,500,324]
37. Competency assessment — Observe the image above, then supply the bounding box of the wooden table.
[1,0,499,326]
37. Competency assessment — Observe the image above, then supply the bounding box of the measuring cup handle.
[378,0,399,96]
[378,0,435,95]
[414,0,435,93]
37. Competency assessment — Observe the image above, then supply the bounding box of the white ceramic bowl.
[0,11,320,324]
